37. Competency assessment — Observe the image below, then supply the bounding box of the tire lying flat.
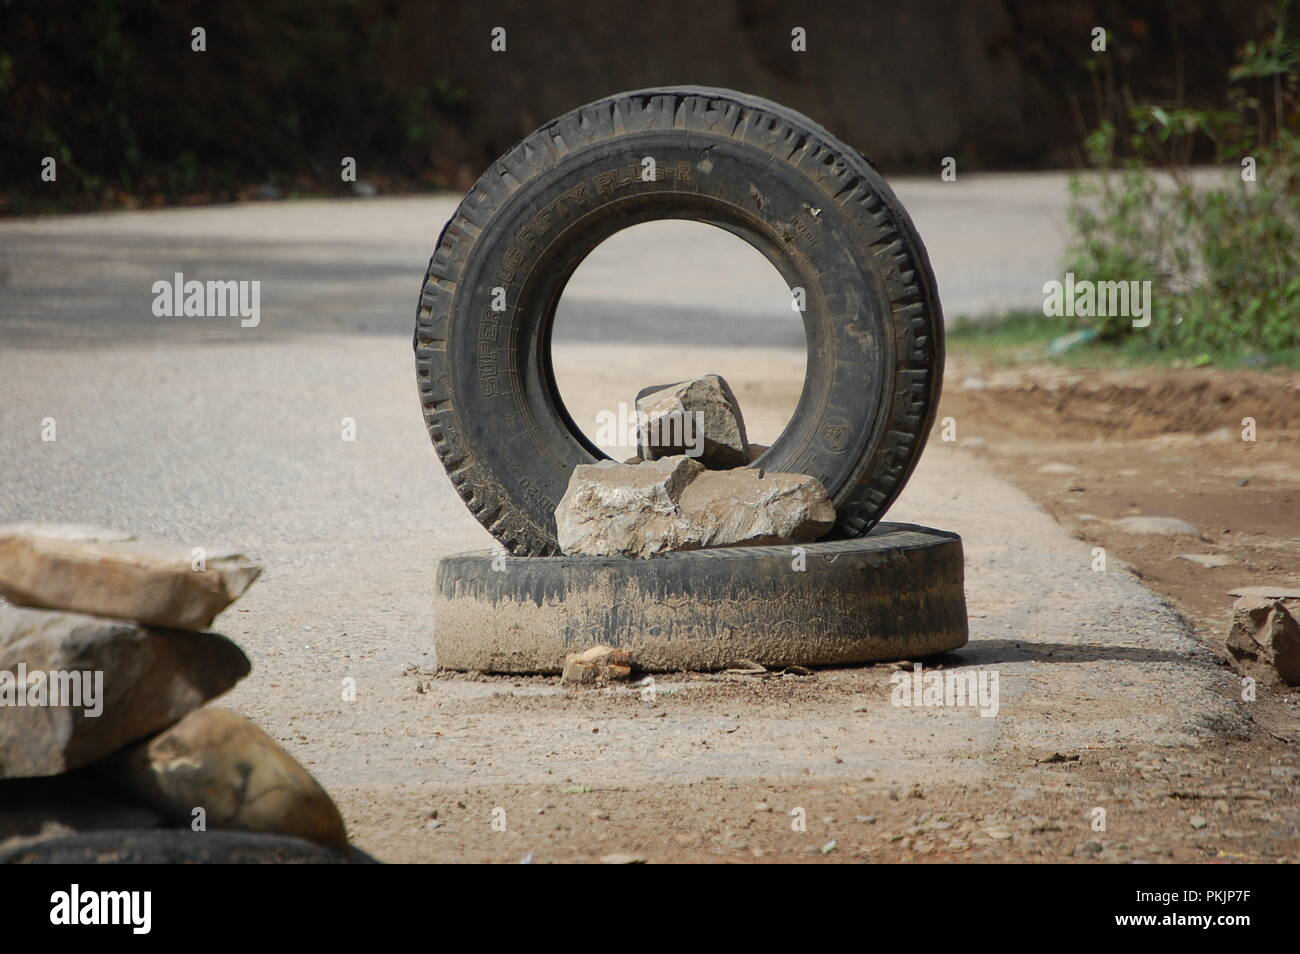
[432,523,967,673]
[415,86,945,556]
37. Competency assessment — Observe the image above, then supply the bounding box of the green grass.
[947,310,1300,370]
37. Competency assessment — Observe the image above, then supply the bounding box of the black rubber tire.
[432,523,967,673]
[0,829,374,864]
[415,86,944,556]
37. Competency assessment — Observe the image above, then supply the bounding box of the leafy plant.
[1064,0,1299,363]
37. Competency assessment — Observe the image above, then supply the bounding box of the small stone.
[636,375,748,468]
[112,708,348,851]
[0,604,250,779]
[1177,553,1234,569]
[0,523,261,630]
[754,802,772,813]
[600,853,646,864]
[1113,516,1203,538]
[1225,596,1300,686]
[561,645,633,685]
[1189,815,1208,830]
[1037,462,1078,475]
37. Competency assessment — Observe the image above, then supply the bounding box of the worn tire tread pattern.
[415,86,943,556]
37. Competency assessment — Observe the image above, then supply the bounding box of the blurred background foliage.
[1066,0,1298,363]
[0,0,1281,214]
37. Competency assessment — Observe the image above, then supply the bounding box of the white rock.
[1112,516,1203,538]
[555,457,834,558]
[0,523,262,630]
[1176,553,1234,569]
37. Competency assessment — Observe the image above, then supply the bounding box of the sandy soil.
[938,359,1300,647]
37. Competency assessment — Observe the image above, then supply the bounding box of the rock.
[0,604,250,778]
[112,708,348,851]
[1037,462,1078,475]
[0,523,261,630]
[1229,586,1300,600]
[1177,553,1234,569]
[1225,595,1300,686]
[555,457,834,558]
[600,853,646,864]
[555,457,705,558]
[679,469,835,548]
[1189,814,1208,830]
[636,375,749,468]
[1112,516,1203,538]
[561,645,633,685]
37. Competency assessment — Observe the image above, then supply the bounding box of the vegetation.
[1063,1,1299,365]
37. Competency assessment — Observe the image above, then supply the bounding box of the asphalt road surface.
[0,177,1244,861]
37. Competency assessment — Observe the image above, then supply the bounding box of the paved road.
[0,182,1242,860]
[0,172,1074,349]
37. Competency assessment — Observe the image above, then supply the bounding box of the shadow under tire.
[415,86,945,556]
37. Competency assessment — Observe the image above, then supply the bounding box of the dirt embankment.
[938,360,1300,642]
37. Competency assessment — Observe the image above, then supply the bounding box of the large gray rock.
[636,375,749,468]
[0,523,261,630]
[1226,595,1300,686]
[0,603,250,778]
[555,457,706,558]
[555,456,834,558]
[680,469,836,547]
[112,708,348,851]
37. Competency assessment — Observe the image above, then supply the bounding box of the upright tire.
[415,86,944,555]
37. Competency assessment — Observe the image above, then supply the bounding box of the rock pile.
[0,523,354,860]
[557,375,835,558]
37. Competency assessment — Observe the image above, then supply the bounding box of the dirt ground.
[939,359,1300,647]
[375,669,1298,864]
[339,356,1300,865]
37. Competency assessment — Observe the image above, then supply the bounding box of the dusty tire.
[415,86,944,555]
[432,523,967,673]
